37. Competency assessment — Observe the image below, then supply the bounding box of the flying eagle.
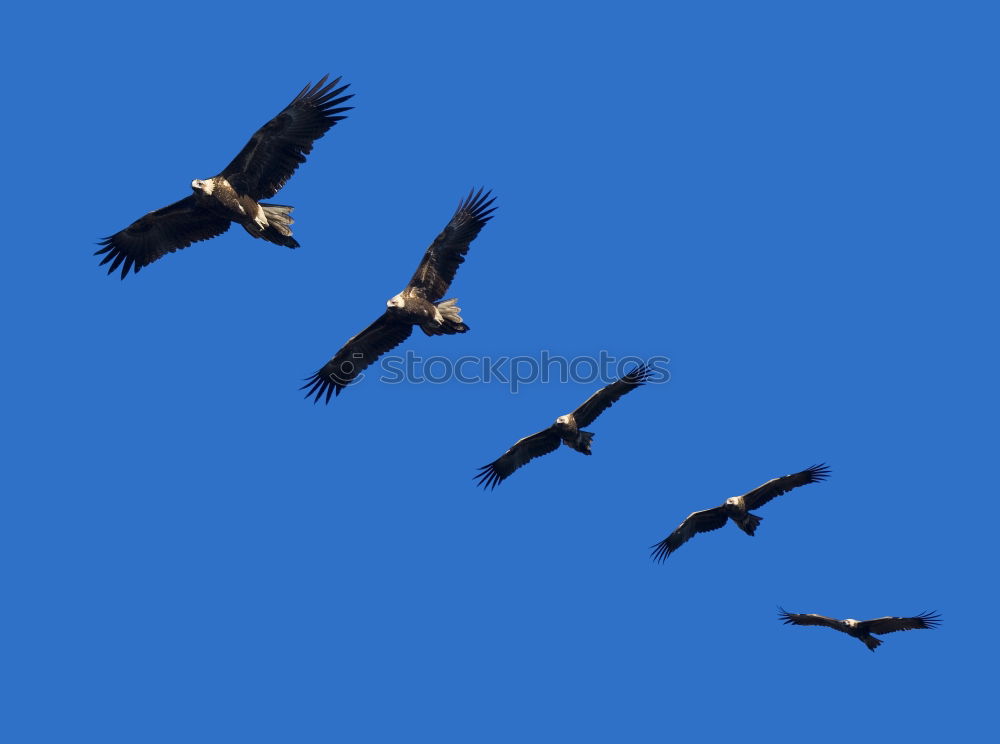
[96,75,352,278]
[474,365,654,489]
[778,608,941,652]
[302,188,496,403]
[650,464,830,561]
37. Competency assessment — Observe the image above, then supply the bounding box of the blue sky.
[2,2,997,741]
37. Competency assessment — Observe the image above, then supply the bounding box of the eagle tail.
[861,635,882,652]
[259,203,299,248]
[568,430,594,455]
[734,511,762,536]
[421,298,469,336]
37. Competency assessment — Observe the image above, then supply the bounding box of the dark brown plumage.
[475,364,654,489]
[96,75,352,278]
[302,189,496,403]
[218,77,351,201]
[778,608,941,651]
[650,464,830,561]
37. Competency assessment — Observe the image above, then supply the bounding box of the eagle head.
[555,415,570,426]
[191,178,214,195]
[386,294,405,310]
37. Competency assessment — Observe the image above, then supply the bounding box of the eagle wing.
[406,189,496,303]
[777,608,844,630]
[95,195,232,279]
[301,313,413,403]
[571,364,653,428]
[221,75,352,200]
[474,427,562,490]
[650,506,729,562]
[740,463,830,511]
[861,612,941,635]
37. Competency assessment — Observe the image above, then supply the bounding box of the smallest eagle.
[96,75,352,278]
[778,608,941,652]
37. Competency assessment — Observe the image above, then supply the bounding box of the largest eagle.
[96,75,352,278]
[302,188,496,403]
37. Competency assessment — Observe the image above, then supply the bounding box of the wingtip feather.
[301,370,342,405]
[626,363,654,385]
[649,539,673,563]
[916,610,942,628]
[805,463,831,482]
[474,463,502,490]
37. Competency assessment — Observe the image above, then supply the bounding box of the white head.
[386,293,405,310]
[191,178,214,195]
[844,618,859,627]
[555,415,570,426]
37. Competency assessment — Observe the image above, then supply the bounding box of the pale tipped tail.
[260,203,299,248]
[422,298,470,336]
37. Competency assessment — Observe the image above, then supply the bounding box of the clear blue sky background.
[2,2,996,741]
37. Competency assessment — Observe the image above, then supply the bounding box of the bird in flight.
[777,608,941,651]
[475,364,654,489]
[650,464,830,561]
[96,75,352,278]
[302,188,496,403]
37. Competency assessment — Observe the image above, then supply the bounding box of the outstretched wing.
[572,364,653,428]
[221,75,353,200]
[650,506,729,562]
[862,612,941,635]
[302,313,412,403]
[95,196,231,279]
[406,188,496,302]
[777,608,844,630]
[740,463,830,511]
[474,428,562,490]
